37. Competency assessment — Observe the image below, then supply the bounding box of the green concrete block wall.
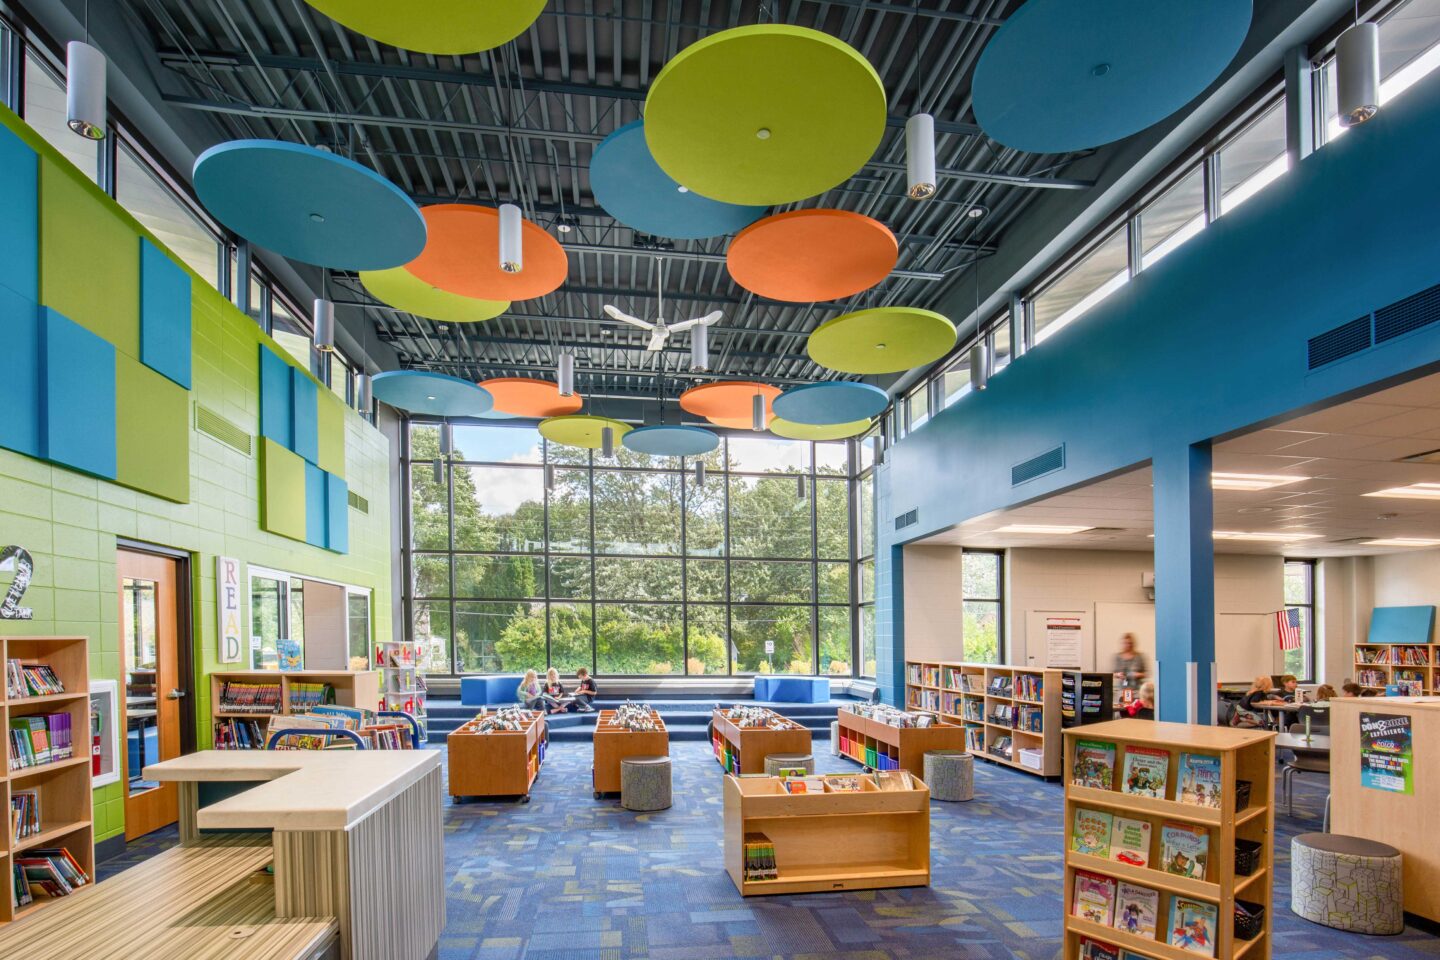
[0,108,395,846]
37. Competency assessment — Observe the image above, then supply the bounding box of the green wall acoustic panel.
[260,437,307,541]
[139,238,192,389]
[39,158,139,358]
[116,354,190,503]
[0,122,38,301]
[317,390,346,478]
[259,344,293,449]
[40,307,116,479]
[291,368,320,465]
[325,472,349,553]
[0,290,41,458]
[304,462,327,547]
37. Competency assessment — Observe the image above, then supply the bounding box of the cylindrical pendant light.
[691,323,710,371]
[905,113,936,200]
[499,203,523,273]
[557,353,575,397]
[66,41,107,140]
[601,426,614,459]
[970,341,989,392]
[355,373,372,415]
[431,459,443,484]
[797,475,806,499]
[544,464,555,491]
[313,297,336,353]
[752,393,765,432]
[695,460,706,487]
[440,421,453,457]
[1337,22,1380,127]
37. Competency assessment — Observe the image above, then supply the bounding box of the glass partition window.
[1140,165,1206,269]
[23,50,98,182]
[1217,100,1288,216]
[961,550,1004,663]
[405,422,858,676]
[1030,227,1130,345]
[115,139,222,287]
[1282,559,1316,681]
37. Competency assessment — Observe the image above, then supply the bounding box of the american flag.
[1276,608,1303,651]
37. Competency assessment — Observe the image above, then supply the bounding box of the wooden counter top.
[144,749,441,831]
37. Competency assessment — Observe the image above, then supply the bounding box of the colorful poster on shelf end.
[216,556,244,663]
[1359,711,1414,794]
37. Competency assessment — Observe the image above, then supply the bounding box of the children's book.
[276,639,303,671]
[1112,882,1159,939]
[1168,896,1219,956]
[1079,937,1121,960]
[1176,752,1222,807]
[1071,870,1117,926]
[1160,822,1210,880]
[1121,746,1169,798]
[1072,740,1117,789]
[1071,807,1114,858]
[1109,816,1152,868]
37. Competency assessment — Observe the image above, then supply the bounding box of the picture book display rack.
[1063,719,1274,960]
[904,660,1062,776]
[711,707,812,775]
[834,707,965,773]
[374,640,428,742]
[447,711,547,801]
[592,709,668,797]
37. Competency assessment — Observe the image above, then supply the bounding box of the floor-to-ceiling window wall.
[404,421,859,677]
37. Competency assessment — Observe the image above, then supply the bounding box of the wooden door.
[118,549,183,839]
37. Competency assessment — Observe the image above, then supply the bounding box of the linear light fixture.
[1363,537,1440,547]
[1213,530,1322,542]
[994,523,1093,535]
[1364,483,1440,500]
[1211,472,1307,491]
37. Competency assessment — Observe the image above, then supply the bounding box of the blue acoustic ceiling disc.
[370,371,493,417]
[972,0,1252,153]
[590,121,767,239]
[623,424,720,456]
[193,140,427,269]
[772,381,889,426]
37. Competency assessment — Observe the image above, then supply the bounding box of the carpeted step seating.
[924,749,974,802]
[621,755,672,812]
[764,753,815,776]
[1291,833,1403,934]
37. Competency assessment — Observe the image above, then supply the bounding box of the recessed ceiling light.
[1213,530,1322,542]
[1211,472,1307,491]
[965,205,986,219]
[1363,537,1440,547]
[677,185,690,194]
[556,222,572,234]
[1364,483,1440,500]
[994,523,1094,535]
[426,395,437,401]
[309,212,325,223]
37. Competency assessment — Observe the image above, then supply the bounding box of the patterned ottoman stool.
[764,753,815,776]
[924,750,974,802]
[830,721,841,756]
[620,755,672,812]
[1291,833,1403,934]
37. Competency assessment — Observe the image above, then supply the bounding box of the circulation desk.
[711,708,812,775]
[592,709,669,796]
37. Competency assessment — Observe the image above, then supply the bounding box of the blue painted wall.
[877,73,1440,707]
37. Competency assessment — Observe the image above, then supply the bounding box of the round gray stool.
[1291,833,1403,934]
[829,721,841,756]
[764,753,815,776]
[620,755,672,812]
[924,749,974,802]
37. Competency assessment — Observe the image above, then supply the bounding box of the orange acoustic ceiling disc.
[726,209,897,302]
[405,204,569,301]
[680,381,781,428]
[479,378,583,418]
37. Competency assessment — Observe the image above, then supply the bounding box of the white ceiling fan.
[603,257,721,353]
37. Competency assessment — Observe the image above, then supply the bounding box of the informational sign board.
[217,556,245,663]
[1360,711,1414,795]
[1045,616,1084,669]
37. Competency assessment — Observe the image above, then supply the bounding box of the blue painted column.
[1152,442,1216,724]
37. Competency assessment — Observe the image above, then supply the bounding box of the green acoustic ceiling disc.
[303,0,547,55]
[359,267,509,323]
[807,307,956,375]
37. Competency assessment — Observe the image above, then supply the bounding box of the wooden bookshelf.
[1062,719,1274,960]
[722,774,930,896]
[592,709,668,797]
[1353,641,1437,694]
[835,708,965,773]
[1,636,93,924]
[904,660,1063,777]
[710,708,812,775]
[448,712,547,801]
[375,640,428,742]
[208,670,380,725]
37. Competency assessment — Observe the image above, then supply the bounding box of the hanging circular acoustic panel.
[302,0,547,55]
[772,381,888,426]
[807,307,955,375]
[972,0,1252,153]
[539,415,633,449]
[405,204,568,301]
[590,120,767,239]
[769,416,871,441]
[623,424,720,457]
[678,381,781,428]
[727,210,897,302]
[193,140,426,270]
[360,267,509,323]
[644,25,887,205]
[370,371,493,417]
[479,378,583,418]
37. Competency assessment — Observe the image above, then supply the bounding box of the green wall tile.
[116,354,190,503]
[261,438,307,542]
[317,390,346,479]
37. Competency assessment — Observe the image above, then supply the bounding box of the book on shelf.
[1121,746,1169,798]
[11,789,40,841]
[217,680,283,713]
[6,660,65,698]
[9,713,75,769]
[1072,807,1113,857]
[307,704,369,730]
[16,846,90,900]
[1356,668,1387,688]
[1176,753,1222,807]
[988,675,1014,697]
[1160,822,1210,880]
[213,718,265,749]
[989,704,1016,726]
[1072,740,1116,789]
[743,831,777,881]
[989,735,1013,760]
[1167,896,1219,957]
[359,722,412,750]
[1017,705,1043,732]
[12,862,32,909]
[965,726,984,752]
[1016,672,1044,701]
[1109,816,1152,868]
[1072,870,1117,926]
[1112,882,1159,939]
[287,681,335,713]
[1078,938,1121,960]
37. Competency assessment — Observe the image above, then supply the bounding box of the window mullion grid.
[680,456,690,675]
[810,445,819,675]
[723,441,733,675]
[587,450,597,677]
[446,440,457,675]
[542,440,552,673]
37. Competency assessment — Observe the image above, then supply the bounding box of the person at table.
[1277,674,1299,701]
[517,669,545,711]
[542,667,572,713]
[1341,681,1363,697]
[1125,680,1156,720]
[1315,684,1337,701]
[1113,633,1147,690]
[1232,675,1273,728]
[573,668,597,712]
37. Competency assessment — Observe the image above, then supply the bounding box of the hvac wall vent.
[894,509,918,530]
[193,403,252,455]
[1307,316,1372,370]
[1012,444,1065,486]
[348,491,370,514]
[1374,280,1440,344]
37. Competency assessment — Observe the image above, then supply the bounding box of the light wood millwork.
[447,712,546,799]
[905,660,1064,776]
[209,670,382,721]
[835,707,966,773]
[592,710,669,795]
[710,708,812,774]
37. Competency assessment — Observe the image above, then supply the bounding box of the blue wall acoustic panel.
[0,124,38,302]
[0,291,41,458]
[290,368,320,465]
[326,472,349,554]
[304,462,327,548]
[1368,605,1435,645]
[139,238,193,389]
[259,345,293,449]
[40,307,116,479]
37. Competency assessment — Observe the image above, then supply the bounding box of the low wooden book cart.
[711,708,811,775]
[592,709,668,797]
[447,711,547,802]
[835,707,966,773]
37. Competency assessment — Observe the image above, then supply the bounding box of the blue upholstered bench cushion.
[460,674,526,706]
[754,675,830,703]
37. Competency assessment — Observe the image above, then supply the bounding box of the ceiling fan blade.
[603,304,654,330]
[646,329,669,351]
[669,310,723,333]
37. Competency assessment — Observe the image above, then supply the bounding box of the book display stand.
[905,660,1062,776]
[448,710,547,801]
[835,706,965,773]
[711,707,812,775]
[592,707,668,797]
[374,640,428,742]
[209,669,382,750]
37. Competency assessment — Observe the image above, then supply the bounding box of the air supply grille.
[193,403,252,455]
[1374,281,1440,344]
[894,509,918,530]
[1306,316,1372,370]
[348,491,370,514]
[1012,445,1065,486]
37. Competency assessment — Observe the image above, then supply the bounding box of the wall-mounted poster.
[1359,711,1414,795]
[1045,616,1084,669]
[216,556,244,663]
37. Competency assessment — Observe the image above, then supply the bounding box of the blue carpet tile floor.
[100,742,1437,959]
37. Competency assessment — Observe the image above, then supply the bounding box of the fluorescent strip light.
[994,524,1093,535]
[1213,530,1322,542]
[1364,483,1440,500]
[1211,472,1306,491]
[1363,538,1440,547]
